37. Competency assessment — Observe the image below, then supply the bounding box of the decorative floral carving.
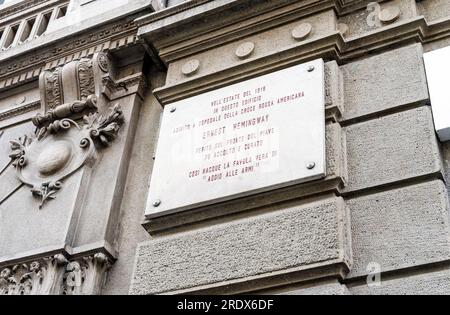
[42,68,64,110]
[0,255,68,295]
[46,119,79,135]
[0,0,48,20]
[0,269,9,295]
[0,253,113,295]
[84,104,124,147]
[97,53,109,73]
[77,59,95,100]
[8,120,90,209]
[64,253,112,295]
[31,181,63,210]
[1,264,38,295]
[9,135,34,167]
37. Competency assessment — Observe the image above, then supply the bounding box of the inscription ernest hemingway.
[146,60,326,217]
[185,86,304,183]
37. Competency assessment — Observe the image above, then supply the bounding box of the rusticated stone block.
[347,180,450,278]
[341,44,428,122]
[349,267,450,295]
[343,106,441,193]
[131,197,351,294]
[325,61,344,121]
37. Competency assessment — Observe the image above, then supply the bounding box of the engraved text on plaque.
[146,59,326,217]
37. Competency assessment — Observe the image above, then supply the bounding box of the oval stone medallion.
[37,141,72,176]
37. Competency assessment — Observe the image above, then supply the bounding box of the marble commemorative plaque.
[146,59,326,217]
[424,46,450,142]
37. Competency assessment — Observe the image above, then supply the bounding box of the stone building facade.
[1,0,450,295]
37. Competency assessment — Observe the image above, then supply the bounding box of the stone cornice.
[137,0,395,64]
[0,100,40,122]
[152,18,432,104]
[138,0,382,27]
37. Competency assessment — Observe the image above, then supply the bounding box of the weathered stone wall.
[2,0,450,295]
[126,0,450,295]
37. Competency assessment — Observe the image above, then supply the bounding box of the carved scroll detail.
[9,135,34,168]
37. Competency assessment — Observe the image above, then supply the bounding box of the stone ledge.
[131,196,351,295]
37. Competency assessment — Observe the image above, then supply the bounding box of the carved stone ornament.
[39,57,95,112]
[97,53,110,73]
[6,54,125,209]
[0,253,112,295]
[64,253,112,295]
[291,22,313,41]
[9,100,124,209]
